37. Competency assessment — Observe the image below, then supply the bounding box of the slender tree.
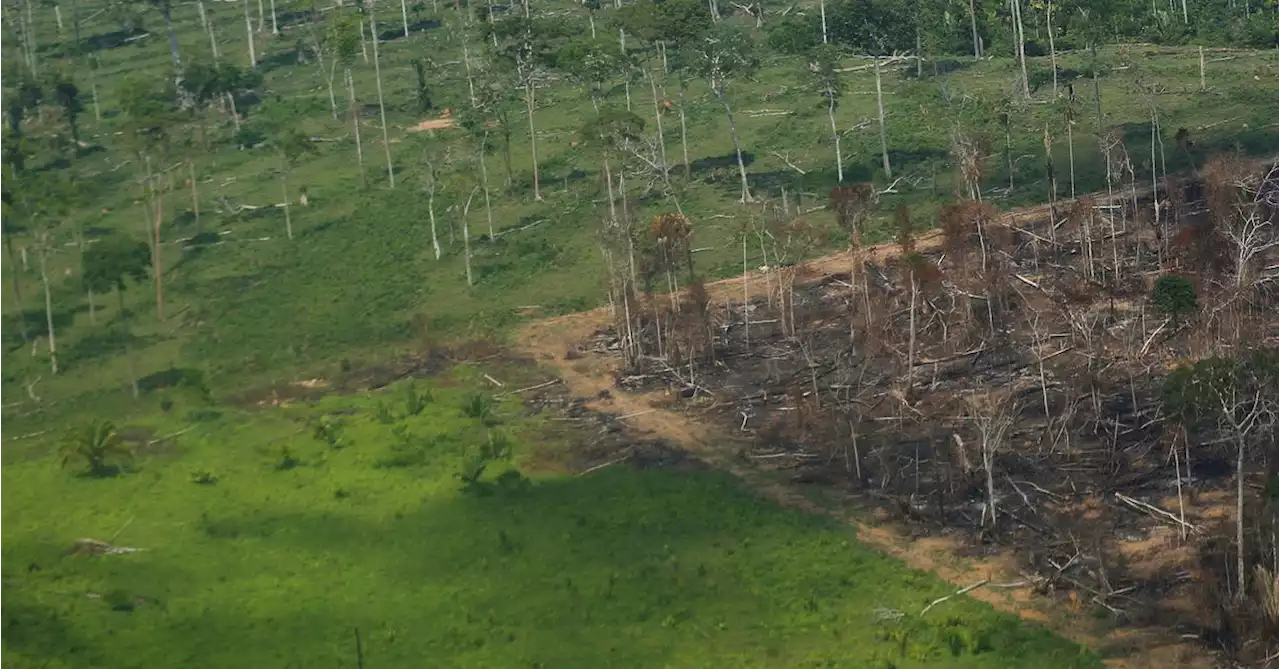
[810,44,845,182]
[368,1,395,188]
[687,24,758,203]
[275,128,317,240]
[82,235,150,398]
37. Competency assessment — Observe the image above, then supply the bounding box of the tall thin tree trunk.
[269,0,279,35]
[347,69,366,185]
[162,1,182,70]
[427,169,441,259]
[462,38,478,107]
[370,6,395,188]
[820,0,828,43]
[201,0,220,61]
[1233,437,1244,598]
[257,0,265,31]
[401,0,410,36]
[281,155,293,240]
[1091,44,1103,134]
[1047,0,1057,96]
[714,87,751,202]
[1012,0,1029,99]
[648,71,669,185]
[325,57,339,119]
[38,240,57,375]
[969,0,981,58]
[874,59,892,179]
[678,77,691,180]
[827,92,843,182]
[479,130,495,239]
[906,275,917,394]
[526,80,541,200]
[89,60,102,121]
[462,188,476,286]
[244,0,257,67]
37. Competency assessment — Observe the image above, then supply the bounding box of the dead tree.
[963,387,1020,535]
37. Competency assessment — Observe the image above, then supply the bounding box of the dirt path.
[513,183,1227,668]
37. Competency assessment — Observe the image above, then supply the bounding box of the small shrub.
[59,420,133,477]
[190,470,218,485]
[461,393,498,425]
[311,417,346,449]
[403,381,432,416]
[1150,274,1198,319]
[275,446,299,471]
[374,402,395,424]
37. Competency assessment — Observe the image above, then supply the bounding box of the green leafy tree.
[2,67,42,170]
[686,24,759,203]
[48,71,84,144]
[59,420,133,476]
[83,234,151,398]
[1150,274,1197,320]
[274,127,316,241]
[180,61,223,147]
[9,170,76,375]
[552,37,621,114]
[487,15,570,200]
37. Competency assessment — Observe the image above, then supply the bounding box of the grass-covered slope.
[1,370,1101,669]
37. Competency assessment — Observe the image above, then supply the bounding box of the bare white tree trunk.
[714,86,752,203]
[526,80,542,200]
[426,165,441,259]
[346,69,367,185]
[647,71,669,185]
[827,92,843,182]
[462,187,478,286]
[820,0,828,43]
[874,59,892,179]
[401,0,410,36]
[1012,0,1030,99]
[479,131,495,239]
[281,155,293,240]
[38,238,57,375]
[370,5,395,188]
[269,0,279,35]
[1047,0,1057,96]
[243,0,256,67]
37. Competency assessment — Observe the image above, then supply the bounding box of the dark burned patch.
[521,389,705,476]
[225,342,541,409]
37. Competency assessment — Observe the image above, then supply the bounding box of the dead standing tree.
[829,184,877,342]
[962,387,1020,537]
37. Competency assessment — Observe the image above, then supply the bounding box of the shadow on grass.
[169,466,1101,667]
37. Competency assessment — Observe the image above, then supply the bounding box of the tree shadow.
[690,151,756,176]
[378,19,441,43]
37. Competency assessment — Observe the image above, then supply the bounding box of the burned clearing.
[575,155,1279,666]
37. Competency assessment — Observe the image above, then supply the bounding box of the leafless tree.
[963,387,1020,533]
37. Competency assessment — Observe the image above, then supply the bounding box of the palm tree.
[59,420,133,476]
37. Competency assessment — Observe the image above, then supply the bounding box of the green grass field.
[2,0,1275,665]
[2,369,1101,668]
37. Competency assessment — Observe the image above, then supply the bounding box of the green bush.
[1150,274,1198,319]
